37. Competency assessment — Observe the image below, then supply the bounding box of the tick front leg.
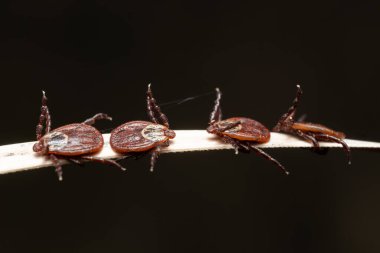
[284,84,303,119]
[81,156,126,171]
[314,133,351,164]
[219,121,241,132]
[36,91,51,140]
[273,85,303,132]
[50,154,63,181]
[209,87,222,124]
[147,84,170,127]
[147,88,158,124]
[82,113,112,125]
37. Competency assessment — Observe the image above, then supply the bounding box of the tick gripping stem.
[33,91,125,181]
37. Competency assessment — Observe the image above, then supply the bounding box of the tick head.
[164,129,176,139]
[33,140,46,153]
[206,122,218,134]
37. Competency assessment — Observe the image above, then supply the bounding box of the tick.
[33,91,125,181]
[206,88,289,175]
[272,85,351,164]
[110,84,176,171]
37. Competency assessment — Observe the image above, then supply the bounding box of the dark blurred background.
[0,1,379,252]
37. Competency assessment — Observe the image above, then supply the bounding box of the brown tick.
[33,91,125,181]
[272,85,351,164]
[207,88,289,175]
[110,84,176,172]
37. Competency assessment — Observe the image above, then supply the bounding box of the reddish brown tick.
[272,85,351,164]
[33,91,125,181]
[110,84,176,171]
[206,88,289,175]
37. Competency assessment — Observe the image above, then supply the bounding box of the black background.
[0,1,380,252]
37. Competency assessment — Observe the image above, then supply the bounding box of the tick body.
[207,88,289,175]
[110,84,176,171]
[34,124,104,156]
[273,85,351,163]
[111,121,175,152]
[33,92,125,180]
[208,117,270,142]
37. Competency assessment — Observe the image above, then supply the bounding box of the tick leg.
[81,156,126,171]
[209,88,222,124]
[219,121,241,132]
[67,158,84,166]
[293,130,320,149]
[82,113,112,125]
[273,85,303,132]
[314,133,352,164]
[45,100,51,135]
[150,147,160,172]
[124,152,149,161]
[147,91,158,124]
[36,91,51,140]
[147,84,170,127]
[284,84,303,119]
[50,154,63,181]
[221,136,288,175]
[222,135,248,154]
[243,142,289,175]
[288,129,331,155]
[162,140,170,147]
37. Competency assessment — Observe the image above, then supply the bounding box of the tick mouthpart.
[206,124,217,134]
[33,141,44,152]
[164,129,176,139]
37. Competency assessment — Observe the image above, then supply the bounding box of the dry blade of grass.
[0,130,379,175]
